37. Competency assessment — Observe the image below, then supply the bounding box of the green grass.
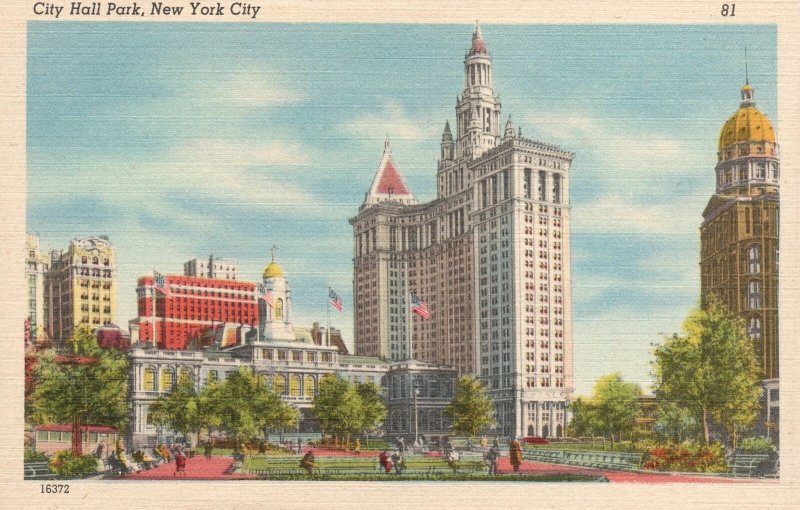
[244,455,484,471]
[248,472,608,482]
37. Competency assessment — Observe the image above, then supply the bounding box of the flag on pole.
[257,283,273,307]
[410,293,430,320]
[329,288,343,313]
[154,272,171,297]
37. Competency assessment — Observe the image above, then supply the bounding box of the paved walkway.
[118,452,773,483]
[120,456,257,480]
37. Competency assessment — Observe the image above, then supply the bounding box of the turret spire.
[504,115,515,140]
[745,45,750,85]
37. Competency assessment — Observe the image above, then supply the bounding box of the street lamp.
[413,387,420,446]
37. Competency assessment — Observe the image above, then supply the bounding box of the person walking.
[485,445,499,475]
[396,437,405,455]
[174,450,187,477]
[354,438,361,456]
[204,441,213,459]
[509,438,523,473]
[378,450,392,474]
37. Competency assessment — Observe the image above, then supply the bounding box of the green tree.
[356,380,388,438]
[443,376,494,437]
[30,325,129,452]
[655,400,699,443]
[591,373,641,445]
[653,302,762,445]
[568,397,601,438]
[207,367,297,452]
[312,375,363,442]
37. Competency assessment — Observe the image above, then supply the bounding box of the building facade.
[700,79,780,433]
[135,273,259,350]
[25,233,48,345]
[128,260,454,449]
[44,236,117,346]
[184,255,239,280]
[351,25,574,438]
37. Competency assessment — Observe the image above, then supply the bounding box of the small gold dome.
[263,261,284,279]
[718,104,775,150]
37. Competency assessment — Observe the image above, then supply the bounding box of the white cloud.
[339,100,441,143]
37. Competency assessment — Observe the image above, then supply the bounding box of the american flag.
[257,283,273,307]
[410,293,430,320]
[329,288,343,313]
[154,272,171,297]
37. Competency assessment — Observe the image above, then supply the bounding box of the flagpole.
[326,286,331,347]
[406,264,412,361]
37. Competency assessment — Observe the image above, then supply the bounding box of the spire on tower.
[745,45,750,85]
[504,115,515,140]
[442,121,453,140]
[469,21,487,55]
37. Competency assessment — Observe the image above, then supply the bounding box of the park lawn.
[244,455,484,471]
[249,472,608,482]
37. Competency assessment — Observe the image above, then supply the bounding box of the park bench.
[24,461,56,480]
[728,454,774,478]
[522,449,643,471]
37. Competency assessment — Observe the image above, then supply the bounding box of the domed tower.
[700,78,779,391]
[259,250,294,341]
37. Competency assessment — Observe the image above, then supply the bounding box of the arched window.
[289,374,301,397]
[160,369,174,393]
[747,244,761,273]
[748,317,762,340]
[275,298,284,320]
[273,374,286,395]
[304,375,315,399]
[748,280,761,309]
[143,367,156,391]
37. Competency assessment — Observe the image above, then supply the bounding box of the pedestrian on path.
[174,451,187,477]
[484,445,499,475]
[509,438,523,473]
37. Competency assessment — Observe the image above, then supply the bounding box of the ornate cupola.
[455,22,502,160]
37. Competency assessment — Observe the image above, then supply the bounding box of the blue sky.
[27,23,777,395]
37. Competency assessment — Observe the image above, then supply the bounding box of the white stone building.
[351,24,574,438]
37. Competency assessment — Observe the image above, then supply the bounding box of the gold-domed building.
[700,79,779,432]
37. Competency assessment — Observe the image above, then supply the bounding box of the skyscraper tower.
[352,25,575,437]
[700,75,779,428]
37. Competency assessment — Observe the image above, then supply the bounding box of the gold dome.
[718,86,775,150]
[263,261,284,279]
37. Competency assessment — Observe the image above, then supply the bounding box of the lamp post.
[413,387,420,446]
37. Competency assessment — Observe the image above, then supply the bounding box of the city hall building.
[351,25,574,438]
[127,259,456,449]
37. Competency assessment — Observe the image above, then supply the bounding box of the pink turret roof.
[364,140,416,207]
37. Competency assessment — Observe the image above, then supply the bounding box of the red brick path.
[120,456,257,480]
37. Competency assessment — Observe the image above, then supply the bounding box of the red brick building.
[136,275,258,350]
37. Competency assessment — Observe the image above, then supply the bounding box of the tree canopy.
[443,376,494,437]
[30,325,129,434]
[653,302,762,445]
[568,373,641,443]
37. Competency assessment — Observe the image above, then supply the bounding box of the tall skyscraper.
[351,25,574,437]
[700,78,779,429]
[25,233,48,345]
[44,236,117,346]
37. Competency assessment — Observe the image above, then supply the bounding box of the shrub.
[49,450,99,478]
[24,447,49,462]
[738,437,776,455]
[642,442,727,473]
